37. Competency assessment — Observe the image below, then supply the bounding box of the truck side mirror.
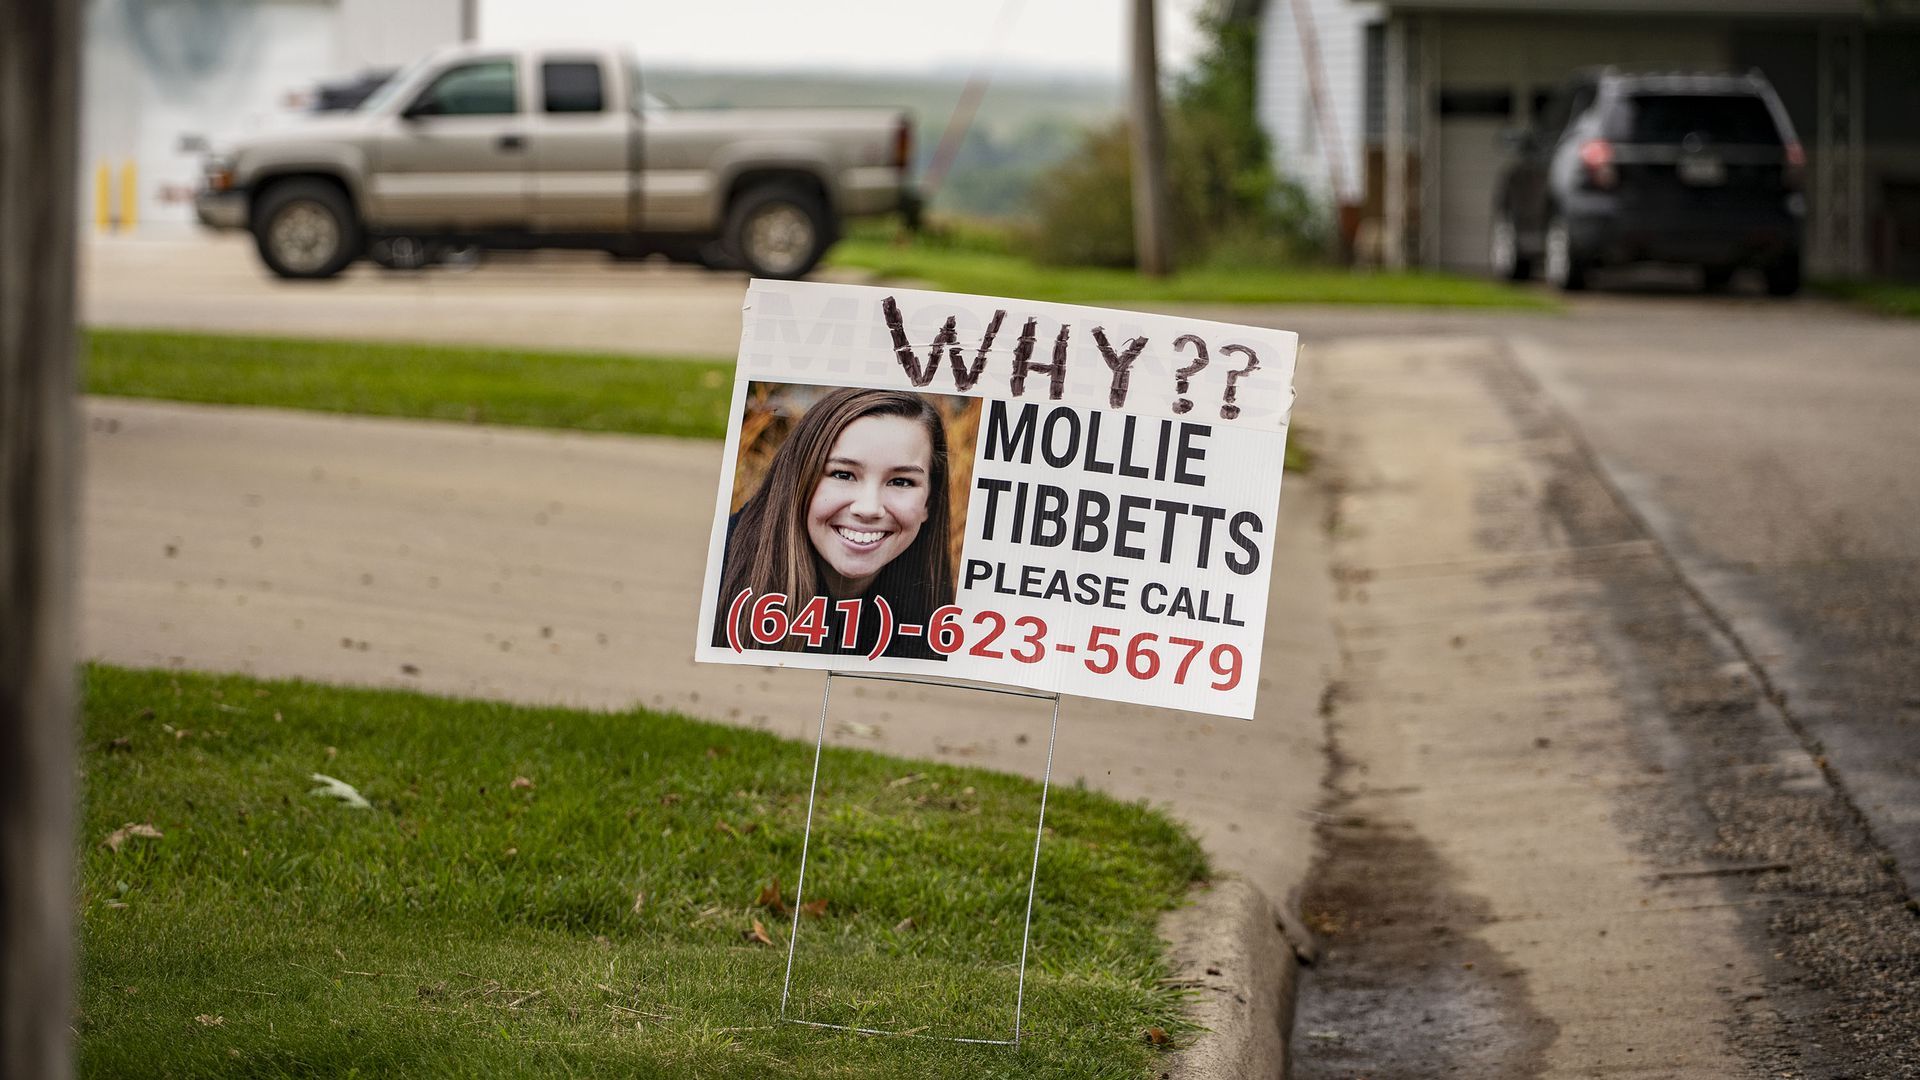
[401,98,440,121]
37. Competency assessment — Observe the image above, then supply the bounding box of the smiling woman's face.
[805,413,934,596]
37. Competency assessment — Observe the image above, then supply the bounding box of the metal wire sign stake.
[777,670,1061,1047]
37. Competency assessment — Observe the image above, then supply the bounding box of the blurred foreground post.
[1129,0,1173,277]
[0,1,81,1077]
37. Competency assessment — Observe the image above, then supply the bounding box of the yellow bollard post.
[120,159,139,233]
[95,162,112,232]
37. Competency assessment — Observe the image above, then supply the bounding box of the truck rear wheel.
[725,184,830,280]
[253,179,360,280]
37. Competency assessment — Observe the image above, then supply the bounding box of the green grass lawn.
[78,665,1207,1079]
[828,235,1557,310]
[1815,280,1920,318]
[85,330,736,440]
[81,327,1316,473]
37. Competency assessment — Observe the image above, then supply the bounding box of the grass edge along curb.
[84,328,737,441]
[78,664,1209,1079]
[1813,279,1920,319]
[80,326,1315,474]
[827,236,1560,311]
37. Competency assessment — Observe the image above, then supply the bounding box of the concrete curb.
[1159,878,1301,1080]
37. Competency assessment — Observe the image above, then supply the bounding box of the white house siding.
[1256,0,1380,207]
[81,0,462,231]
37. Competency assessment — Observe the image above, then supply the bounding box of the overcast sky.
[477,0,1212,79]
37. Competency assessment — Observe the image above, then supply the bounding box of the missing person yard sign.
[694,280,1298,720]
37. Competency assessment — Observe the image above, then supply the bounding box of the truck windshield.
[358,55,432,114]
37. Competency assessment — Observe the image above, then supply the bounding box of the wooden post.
[1,1,81,1077]
[1129,0,1174,277]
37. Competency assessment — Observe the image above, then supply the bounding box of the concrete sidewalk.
[1294,333,1877,1077]
[82,396,1338,1073]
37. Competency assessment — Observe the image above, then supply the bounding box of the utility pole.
[1,1,81,1077]
[1129,0,1173,277]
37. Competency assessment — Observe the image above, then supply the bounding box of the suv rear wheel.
[1489,212,1531,281]
[1764,254,1802,298]
[253,179,360,280]
[725,184,830,280]
[1544,215,1589,292]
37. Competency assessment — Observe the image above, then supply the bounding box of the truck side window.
[410,60,517,117]
[542,61,604,114]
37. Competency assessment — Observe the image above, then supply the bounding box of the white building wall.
[338,0,464,70]
[1255,0,1378,208]
[81,0,462,231]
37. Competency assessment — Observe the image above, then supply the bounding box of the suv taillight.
[893,118,912,172]
[1783,141,1806,192]
[1579,138,1617,189]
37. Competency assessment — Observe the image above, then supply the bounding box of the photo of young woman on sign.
[713,385,979,661]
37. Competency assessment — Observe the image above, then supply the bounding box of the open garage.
[1250,0,1920,277]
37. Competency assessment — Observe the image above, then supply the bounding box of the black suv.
[1491,69,1805,295]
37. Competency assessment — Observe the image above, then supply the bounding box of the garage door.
[1436,90,1512,271]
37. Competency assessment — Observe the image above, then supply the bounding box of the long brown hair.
[716,388,955,652]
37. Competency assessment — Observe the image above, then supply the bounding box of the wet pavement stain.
[1292,734,1558,1080]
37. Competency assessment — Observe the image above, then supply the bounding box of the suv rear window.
[1612,93,1781,145]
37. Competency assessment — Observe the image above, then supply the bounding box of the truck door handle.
[497,134,525,153]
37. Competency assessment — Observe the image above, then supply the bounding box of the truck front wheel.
[253,179,360,280]
[725,184,830,280]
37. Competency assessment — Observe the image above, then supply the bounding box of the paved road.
[1304,329,1918,1078]
[1506,293,1920,894]
[83,233,757,357]
[1198,285,1920,898]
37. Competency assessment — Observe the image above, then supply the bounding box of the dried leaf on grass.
[1144,1026,1169,1046]
[799,899,828,919]
[632,891,646,916]
[894,917,917,933]
[743,920,773,945]
[510,776,535,791]
[195,1014,225,1027]
[101,823,162,852]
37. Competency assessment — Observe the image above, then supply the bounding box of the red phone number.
[723,589,1243,690]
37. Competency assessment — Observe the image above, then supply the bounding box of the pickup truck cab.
[196,42,916,279]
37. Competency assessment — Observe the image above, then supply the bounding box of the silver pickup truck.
[196,42,916,280]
